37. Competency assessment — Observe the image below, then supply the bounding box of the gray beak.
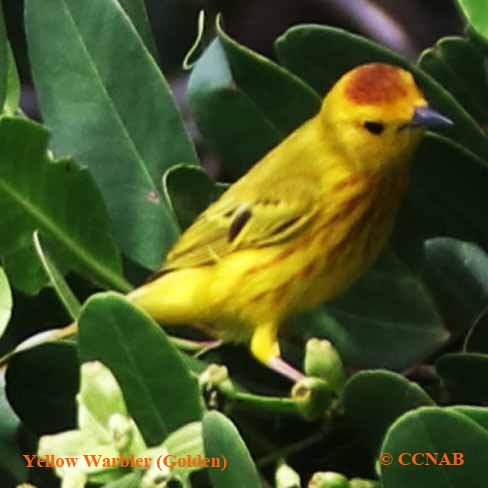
[408,106,454,128]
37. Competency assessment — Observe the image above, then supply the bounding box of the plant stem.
[225,389,300,416]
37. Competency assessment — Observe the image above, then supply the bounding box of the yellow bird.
[129,63,452,380]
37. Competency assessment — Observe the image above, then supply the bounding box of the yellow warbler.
[129,63,452,380]
[64,63,454,380]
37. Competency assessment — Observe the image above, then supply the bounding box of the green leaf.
[188,39,282,178]
[457,0,488,43]
[217,20,321,136]
[343,370,434,451]
[0,267,12,340]
[2,242,47,296]
[203,411,261,488]
[436,352,488,403]
[188,24,320,177]
[465,308,488,353]
[6,342,79,435]
[163,164,222,231]
[26,0,197,269]
[3,43,20,116]
[380,407,488,488]
[33,231,81,320]
[0,117,129,294]
[117,0,158,59]
[449,405,488,432]
[290,250,448,370]
[0,1,7,112]
[78,292,202,446]
[416,238,488,333]
[0,376,27,484]
[418,37,488,127]
[394,132,488,254]
[275,25,488,161]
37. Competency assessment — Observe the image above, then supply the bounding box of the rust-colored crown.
[344,63,409,105]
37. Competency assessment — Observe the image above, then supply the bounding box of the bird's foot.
[268,356,304,382]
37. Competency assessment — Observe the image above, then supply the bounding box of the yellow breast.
[206,168,408,343]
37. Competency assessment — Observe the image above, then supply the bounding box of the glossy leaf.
[0,267,12,340]
[2,243,46,296]
[275,25,488,160]
[117,0,158,59]
[0,376,27,484]
[6,342,79,435]
[343,370,434,451]
[217,20,321,135]
[465,308,488,354]
[450,405,488,432]
[203,411,261,488]
[457,0,488,44]
[188,23,321,177]
[0,117,129,294]
[418,37,488,126]
[394,134,488,253]
[436,352,488,403]
[416,238,488,333]
[26,0,197,269]
[0,2,7,112]
[78,293,202,446]
[163,164,222,231]
[3,43,20,116]
[380,407,488,488]
[290,250,448,370]
[33,231,81,320]
[188,38,282,178]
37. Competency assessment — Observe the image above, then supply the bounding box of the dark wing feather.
[162,176,319,271]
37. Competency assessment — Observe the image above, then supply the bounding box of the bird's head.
[319,63,452,173]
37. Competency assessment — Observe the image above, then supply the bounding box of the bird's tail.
[0,268,214,369]
[127,267,213,325]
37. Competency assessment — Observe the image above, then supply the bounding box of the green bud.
[291,377,334,421]
[304,339,346,393]
[199,364,234,394]
[275,462,301,488]
[308,471,349,488]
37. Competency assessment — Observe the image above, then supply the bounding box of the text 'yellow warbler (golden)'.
[129,63,452,380]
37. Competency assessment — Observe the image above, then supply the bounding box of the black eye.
[363,121,385,135]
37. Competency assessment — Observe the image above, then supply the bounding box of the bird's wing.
[163,178,319,271]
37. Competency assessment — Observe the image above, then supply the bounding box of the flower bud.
[304,339,345,393]
[291,377,334,421]
[199,364,234,397]
[308,471,349,488]
[275,462,301,488]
